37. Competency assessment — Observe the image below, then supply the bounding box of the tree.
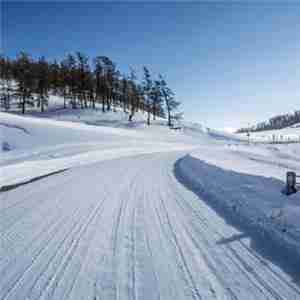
[76,52,90,108]
[142,66,153,125]
[104,57,116,111]
[15,52,35,114]
[86,71,95,109]
[159,75,180,127]
[151,80,163,121]
[65,54,77,108]
[128,69,138,122]
[93,56,105,112]
[49,60,60,95]
[0,52,182,126]
[121,76,129,113]
[59,58,70,109]
[236,110,300,133]
[36,56,49,112]
[93,56,115,112]
[112,70,121,112]
[0,56,13,110]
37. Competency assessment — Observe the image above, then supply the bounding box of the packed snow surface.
[1,108,300,300]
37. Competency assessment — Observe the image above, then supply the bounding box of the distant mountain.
[236,110,300,133]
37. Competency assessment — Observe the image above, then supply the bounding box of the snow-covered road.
[1,151,300,300]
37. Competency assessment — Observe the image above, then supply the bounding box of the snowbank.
[238,125,300,143]
[175,154,300,263]
[0,112,198,187]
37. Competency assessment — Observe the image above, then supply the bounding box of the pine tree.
[65,54,77,108]
[15,52,34,114]
[104,57,116,111]
[93,56,106,112]
[159,75,180,127]
[50,60,60,95]
[151,80,163,121]
[0,56,13,110]
[86,71,95,109]
[0,52,181,125]
[36,56,49,112]
[142,66,153,125]
[128,69,138,122]
[121,76,128,113]
[76,52,90,109]
[59,59,69,109]
[93,56,114,112]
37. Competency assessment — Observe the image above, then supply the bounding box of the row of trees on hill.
[237,111,300,133]
[0,52,181,126]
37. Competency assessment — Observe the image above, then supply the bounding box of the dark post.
[286,171,297,195]
[247,131,250,145]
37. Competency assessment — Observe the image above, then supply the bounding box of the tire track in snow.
[0,172,81,267]
[0,179,82,279]
[0,171,71,212]
[157,189,204,300]
[157,157,219,299]
[165,171,259,299]
[114,170,140,300]
[167,172,278,299]
[167,158,300,299]
[135,177,162,300]
[1,209,73,300]
[0,171,78,248]
[35,195,107,300]
[30,179,110,300]
[69,167,139,300]
[86,165,140,300]
[151,181,204,300]
[2,152,300,300]
[1,171,110,300]
[53,195,109,300]
[0,171,75,233]
[141,163,182,299]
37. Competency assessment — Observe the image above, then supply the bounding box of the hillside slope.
[1,109,300,299]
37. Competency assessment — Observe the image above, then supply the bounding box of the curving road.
[1,151,300,300]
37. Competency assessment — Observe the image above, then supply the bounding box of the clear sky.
[2,1,300,130]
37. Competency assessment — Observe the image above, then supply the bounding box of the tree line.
[0,52,181,126]
[237,111,300,133]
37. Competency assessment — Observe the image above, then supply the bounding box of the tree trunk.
[84,98,88,108]
[22,95,25,114]
[147,109,150,126]
[106,98,111,111]
[102,95,105,112]
[6,93,10,111]
[63,93,66,109]
[41,97,44,113]
[129,102,134,122]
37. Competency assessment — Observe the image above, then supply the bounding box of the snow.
[1,102,300,299]
[184,143,300,231]
[238,124,300,143]
[0,111,199,186]
[176,151,300,257]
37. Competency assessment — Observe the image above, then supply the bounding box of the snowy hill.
[1,102,300,298]
[238,123,300,143]
[2,107,300,236]
[0,110,201,187]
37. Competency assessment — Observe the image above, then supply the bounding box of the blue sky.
[2,2,300,130]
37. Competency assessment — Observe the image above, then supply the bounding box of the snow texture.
[1,106,300,299]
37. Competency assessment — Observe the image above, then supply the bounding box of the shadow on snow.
[173,154,300,287]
